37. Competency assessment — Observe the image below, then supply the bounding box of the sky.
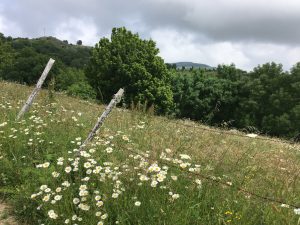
[0,0,299,70]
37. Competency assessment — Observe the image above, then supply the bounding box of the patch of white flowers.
[30,125,238,224]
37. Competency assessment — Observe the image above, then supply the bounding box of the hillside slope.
[0,81,299,224]
[174,61,214,69]
[10,36,92,69]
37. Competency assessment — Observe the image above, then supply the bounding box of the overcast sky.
[0,0,299,70]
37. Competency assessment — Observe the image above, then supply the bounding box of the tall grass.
[0,81,300,225]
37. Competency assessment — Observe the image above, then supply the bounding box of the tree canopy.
[86,27,174,114]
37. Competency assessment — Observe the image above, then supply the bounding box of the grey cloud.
[0,0,299,70]
[2,0,300,45]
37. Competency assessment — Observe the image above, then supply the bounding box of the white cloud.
[54,17,99,45]
[151,29,250,69]
[151,28,299,70]
[0,4,22,37]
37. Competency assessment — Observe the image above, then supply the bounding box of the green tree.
[86,27,174,114]
[0,39,15,79]
[172,70,237,124]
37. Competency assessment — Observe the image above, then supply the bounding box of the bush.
[66,82,96,100]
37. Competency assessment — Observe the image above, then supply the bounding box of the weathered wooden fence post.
[78,88,124,152]
[16,58,55,120]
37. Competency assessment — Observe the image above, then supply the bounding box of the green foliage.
[66,81,96,100]
[11,36,91,69]
[171,62,300,138]
[86,27,174,114]
[0,31,300,139]
[0,34,93,101]
[0,39,15,78]
[1,47,52,84]
[55,67,86,91]
[0,82,299,225]
[172,70,237,124]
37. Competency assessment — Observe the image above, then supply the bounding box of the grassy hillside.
[0,81,299,225]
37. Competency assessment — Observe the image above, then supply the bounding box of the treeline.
[0,29,299,139]
[0,33,96,99]
[172,63,300,138]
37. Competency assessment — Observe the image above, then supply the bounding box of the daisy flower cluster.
[30,123,209,224]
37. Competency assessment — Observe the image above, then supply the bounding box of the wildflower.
[188,168,195,172]
[57,157,64,165]
[48,210,58,219]
[225,211,233,215]
[171,175,178,181]
[31,194,37,199]
[52,171,60,178]
[43,194,51,202]
[79,185,87,191]
[37,162,50,168]
[79,190,89,196]
[151,180,158,187]
[95,211,102,217]
[294,208,300,215]
[105,147,113,153]
[112,193,119,198]
[134,201,141,207]
[40,185,48,191]
[157,173,166,182]
[93,166,102,174]
[226,182,233,186]
[84,162,92,168]
[122,135,129,141]
[148,164,161,172]
[96,201,104,207]
[89,148,96,153]
[179,154,191,160]
[62,181,71,187]
[101,213,108,220]
[54,195,62,201]
[0,122,7,127]
[81,177,90,181]
[65,166,72,173]
[97,221,104,225]
[280,204,289,208]
[72,215,77,220]
[180,163,188,169]
[78,203,90,211]
[139,175,149,181]
[64,219,70,224]
[56,187,62,192]
[172,194,180,200]
[95,195,101,201]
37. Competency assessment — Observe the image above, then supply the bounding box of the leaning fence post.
[16,58,55,120]
[78,88,124,152]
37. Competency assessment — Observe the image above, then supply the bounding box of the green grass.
[0,81,300,225]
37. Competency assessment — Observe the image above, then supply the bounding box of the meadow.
[0,81,300,225]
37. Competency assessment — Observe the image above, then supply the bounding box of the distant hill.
[10,36,92,69]
[173,62,214,69]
